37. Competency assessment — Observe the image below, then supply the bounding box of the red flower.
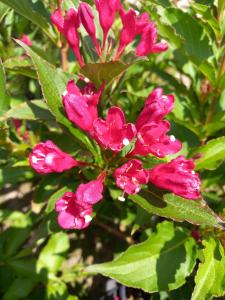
[136,88,174,130]
[136,23,168,56]
[29,141,79,174]
[132,121,182,158]
[51,8,84,66]
[93,106,136,152]
[116,6,137,59]
[76,173,105,205]
[62,80,104,133]
[55,192,93,230]
[149,156,201,199]
[78,2,101,55]
[95,0,120,49]
[114,159,149,194]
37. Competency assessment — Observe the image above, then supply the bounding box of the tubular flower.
[29,140,79,174]
[136,88,174,130]
[114,159,149,194]
[62,80,104,133]
[76,173,106,205]
[116,7,137,59]
[55,192,93,230]
[149,156,201,200]
[95,0,120,49]
[136,23,168,56]
[19,34,32,46]
[51,8,84,67]
[132,121,182,158]
[78,2,101,55]
[93,106,136,152]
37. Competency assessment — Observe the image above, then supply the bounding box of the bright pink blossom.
[136,88,174,130]
[149,156,201,200]
[136,23,168,56]
[95,0,120,49]
[19,34,32,46]
[78,2,101,55]
[93,107,136,152]
[76,173,105,204]
[135,12,150,34]
[132,121,182,158]
[51,8,84,66]
[116,7,137,59]
[55,192,93,230]
[62,80,103,133]
[29,140,79,174]
[114,159,149,194]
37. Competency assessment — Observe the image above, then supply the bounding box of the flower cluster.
[29,81,201,230]
[28,1,201,231]
[50,1,168,66]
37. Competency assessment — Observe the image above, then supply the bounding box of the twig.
[94,220,134,245]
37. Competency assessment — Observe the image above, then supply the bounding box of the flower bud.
[63,80,103,133]
[29,140,79,174]
[95,0,120,49]
[78,2,101,55]
[149,156,201,199]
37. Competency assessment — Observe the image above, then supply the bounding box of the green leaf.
[0,59,10,116]
[0,166,34,188]
[37,232,70,275]
[0,0,55,42]
[163,8,213,65]
[191,137,225,170]
[3,278,35,300]
[129,185,224,228]
[3,57,37,79]
[16,40,101,161]
[191,3,220,39]
[80,61,130,87]
[0,2,9,22]
[191,238,225,300]
[0,100,53,121]
[86,221,197,293]
[46,186,72,214]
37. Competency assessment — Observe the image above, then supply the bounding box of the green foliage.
[130,187,224,228]
[0,0,225,298]
[192,238,225,300]
[87,221,197,292]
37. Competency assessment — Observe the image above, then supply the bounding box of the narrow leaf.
[0,59,10,116]
[129,185,224,228]
[0,100,53,121]
[191,137,225,170]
